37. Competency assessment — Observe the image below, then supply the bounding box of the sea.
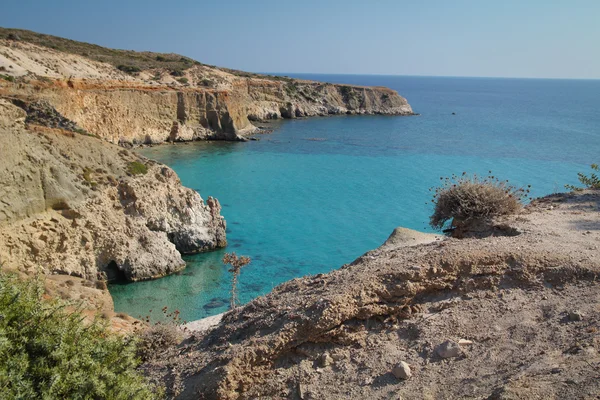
[109,74,600,322]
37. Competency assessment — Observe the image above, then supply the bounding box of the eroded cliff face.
[0,39,413,145]
[0,100,226,302]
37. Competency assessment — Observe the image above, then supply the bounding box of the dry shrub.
[223,252,251,309]
[137,323,181,362]
[430,172,528,230]
[136,306,183,361]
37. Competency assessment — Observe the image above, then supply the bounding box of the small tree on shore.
[223,252,251,309]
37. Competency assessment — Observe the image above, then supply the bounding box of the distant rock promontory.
[0,27,414,145]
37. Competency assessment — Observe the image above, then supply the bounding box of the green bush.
[83,167,93,183]
[0,271,160,399]
[430,173,528,230]
[127,161,148,175]
[1,74,15,82]
[565,164,600,191]
[340,85,356,99]
[117,65,142,75]
[177,77,189,84]
[74,127,92,136]
[285,81,298,96]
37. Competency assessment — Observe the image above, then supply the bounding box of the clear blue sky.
[2,0,599,79]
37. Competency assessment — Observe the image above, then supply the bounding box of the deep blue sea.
[110,75,600,322]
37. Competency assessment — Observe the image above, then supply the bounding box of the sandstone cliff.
[0,29,413,145]
[144,191,600,399]
[0,99,226,316]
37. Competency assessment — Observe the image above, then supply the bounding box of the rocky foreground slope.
[0,28,413,145]
[0,99,226,320]
[145,191,600,399]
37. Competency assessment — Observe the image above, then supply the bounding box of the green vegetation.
[170,69,184,77]
[0,27,194,75]
[565,164,600,191]
[223,253,251,309]
[340,85,357,100]
[117,65,142,75]
[430,172,528,230]
[177,77,189,84]
[0,74,15,82]
[0,270,159,399]
[82,167,93,183]
[74,127,92,136]
[127,161,148,175]
[82,167,99,189]
[285,81,298,97]
[0,27,293,81]
[36,75,53,83]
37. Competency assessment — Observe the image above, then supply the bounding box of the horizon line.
[259,72,600,81]
[2,26,598,82]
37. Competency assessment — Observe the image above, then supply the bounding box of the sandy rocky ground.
[145,191,600,399]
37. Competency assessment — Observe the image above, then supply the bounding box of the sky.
[1,0,599,79]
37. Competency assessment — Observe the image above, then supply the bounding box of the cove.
[109,75,600,322]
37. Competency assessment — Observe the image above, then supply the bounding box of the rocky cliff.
[144,191,600,399]
[0,29,413,145]
[0,99,226,317]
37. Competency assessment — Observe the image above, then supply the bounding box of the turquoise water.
[110,75,600,322]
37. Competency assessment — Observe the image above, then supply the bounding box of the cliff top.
[0,27,413,144]
[0,27,394,91]
[144,190,600,399]
[0,27,259,79]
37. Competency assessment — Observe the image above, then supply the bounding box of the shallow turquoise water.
[110,75,600,322]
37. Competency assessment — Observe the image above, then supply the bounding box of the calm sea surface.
[110,75,600,322]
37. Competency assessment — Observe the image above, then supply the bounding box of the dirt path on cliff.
[143,190,600,399]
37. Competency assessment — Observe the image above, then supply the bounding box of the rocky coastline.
[4,28,598,400]
[0,28,414,328]
[0,31,414,146]
[0,98,226,323]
